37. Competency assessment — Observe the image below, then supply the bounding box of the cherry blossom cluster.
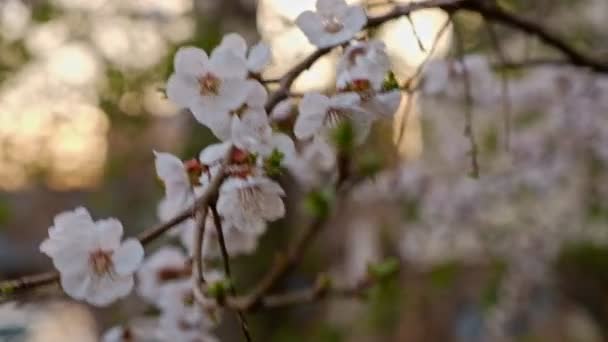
[34,0,405,340]
[342,56,608,339]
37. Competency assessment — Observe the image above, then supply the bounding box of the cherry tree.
[1,0,608,341]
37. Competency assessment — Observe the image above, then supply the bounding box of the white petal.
[217,78,253,111]
[94,218,124,250]
[232,109,272,152]
[221,197,267,234]
[317,0,349,15]
[53,249,90,276]
[270,133,297,162]
[260,178,286,196]
[173,46,209,76]
[60,271,92,301]
[215,33,247,59]
[270,99,295,121]
[166,73,200,108]
[247,42,271,73]
[245,80,268,108]
[88,275,134,306]
[295,11,326,47]
[199,141,233,165]
[341,6,367,34]
[259,191,286,221]
[39,238,55,255]
[137,247,186,301]
[102,326,125,342]
[209,49,247,80]
[199,109,234,141]
[112,239,144,276]
[295,93,329,139]
[53,207,93,232]
[330,92,361,107]
[364,91,402,118]
[219,177,249,193]
[153,151,190,198]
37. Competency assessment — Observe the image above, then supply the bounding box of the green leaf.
[356,152,384,177]
[0,283,14,296]
[206,278,232,299]
[368,258,400,281]
[382,71,400,92]
[304,189,334,219]
[330,120,355,154]
[481,260,507,310]
[429,261,460,290]
[264,149,285,177]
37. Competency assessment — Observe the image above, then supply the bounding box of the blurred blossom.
[161,17,196,43]
[91,16,168,70]
[124,0,193,17]
[46,43,103,86]
[25,20,71,56]
[0,0,198,190]
[0,0,31,42]
[142,83,180,117]
[51,0,108,11]
[257,0,364,93]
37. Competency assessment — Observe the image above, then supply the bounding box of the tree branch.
[210,204,252,342]
[257,275,373,309]
[4,0,608,307]
[0,152,232,297]
[460,0,608,73]
[264,0,608,114]
[453,17,480,178]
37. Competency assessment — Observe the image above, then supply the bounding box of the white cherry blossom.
[205,79,268,140]
[217,176,286,234]
[337,40,391,90]
[154,151,192,204]
[232,109,296,160]
[215,33,272,74]
[166,46,252,136]
[39,207,144,306]
[296,0,367,48]
[157,277,220,342]
[288,136,337,187]
[294,91,372,143]
[136,247,189,305]
[154,151,199,237]
[270,98,296,121]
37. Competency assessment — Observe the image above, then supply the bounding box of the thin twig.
[4,0,608,301]
[265,0,466,113]
[461,0,608,73]
[491,58,571,70]
[210,204,252,342]
[484,19,512,151]
[406,13,427,53]
[259,275,372,309]
[228,215,328,311]
[193,207,209,284]
[228,173,356,311]
[452,17,480,178]
[402,17,452,91]
[0,150,233,296]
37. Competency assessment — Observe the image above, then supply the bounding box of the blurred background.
[1,0,608,341]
